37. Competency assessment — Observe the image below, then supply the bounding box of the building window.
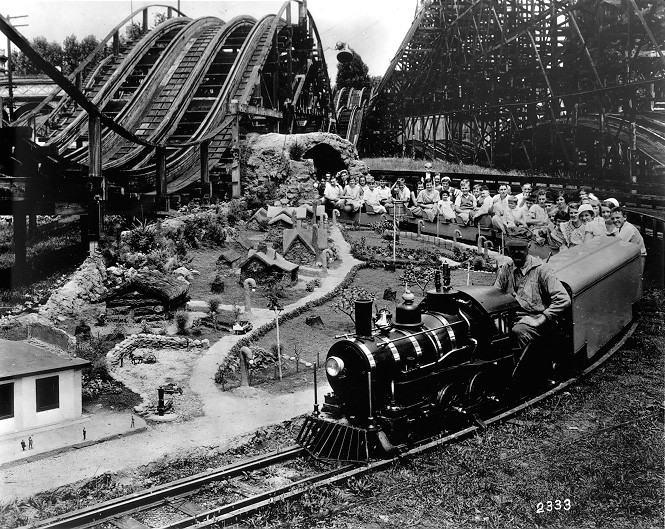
[36,375,59,412]
[0,383,14,419]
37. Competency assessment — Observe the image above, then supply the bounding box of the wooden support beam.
[229,100,241,198]
[200,140,212,198]
[87,113,103,252]
[13,200,26,279]
[155,147,169,211]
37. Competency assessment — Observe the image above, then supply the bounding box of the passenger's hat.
[578,204,594,215]
[441,176,451,182]
[606,197,620,208]
[506,238,529,249]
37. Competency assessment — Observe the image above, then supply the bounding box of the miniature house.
[239,247,299,284]
[0,340,89,436]
[105,269,190,321]
[282,226,328,264]
[283,228,317,264]
[246,207,269,231]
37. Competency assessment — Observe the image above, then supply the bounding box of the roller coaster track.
[40,19,192,152]
[74,17,233,168]
[0,2,333,198]
[334,87,371,146]
[123,13,289,193]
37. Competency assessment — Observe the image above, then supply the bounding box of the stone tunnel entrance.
[302,143,346,178]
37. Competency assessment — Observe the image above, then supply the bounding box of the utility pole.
[4,14,28,122]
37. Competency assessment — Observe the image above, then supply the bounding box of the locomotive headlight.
[325,356,345,377]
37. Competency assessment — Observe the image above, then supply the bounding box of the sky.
[1,0,419,81]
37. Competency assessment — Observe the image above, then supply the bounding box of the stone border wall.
[106,335,210,368]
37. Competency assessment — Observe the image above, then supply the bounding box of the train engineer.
[494,239,571,388]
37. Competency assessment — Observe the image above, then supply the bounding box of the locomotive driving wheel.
[436,382,465,411]
[465,371,493,407]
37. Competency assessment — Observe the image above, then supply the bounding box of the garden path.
[0,227,359,504]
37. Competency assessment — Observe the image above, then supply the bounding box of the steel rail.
[30,445,304,529]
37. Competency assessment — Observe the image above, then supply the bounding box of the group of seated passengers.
[490,184,647,265]
[318,172,645,261]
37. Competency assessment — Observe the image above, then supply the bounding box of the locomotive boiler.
[297,238,643,461]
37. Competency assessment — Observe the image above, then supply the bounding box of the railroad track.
[28,321,639,529]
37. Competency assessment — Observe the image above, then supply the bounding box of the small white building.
[0,340,89,436]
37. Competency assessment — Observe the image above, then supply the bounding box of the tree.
[125,22,143,41]
[62,35,80,75]
[11,34,101,76]
[335,50,371,90]
[11,36,63,75]
[154,12,168,26]
[333,287,375,324]
[400,265,436,295]
[79,35,101,64]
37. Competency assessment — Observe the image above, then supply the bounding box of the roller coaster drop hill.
[0,2,333,214]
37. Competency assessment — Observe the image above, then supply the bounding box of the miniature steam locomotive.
[298,238,642,461]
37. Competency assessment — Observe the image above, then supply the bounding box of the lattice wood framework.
[367,0,665,182]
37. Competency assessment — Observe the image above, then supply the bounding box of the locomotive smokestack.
[354,299,373,338]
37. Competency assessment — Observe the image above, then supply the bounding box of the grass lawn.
[362,157,527,177]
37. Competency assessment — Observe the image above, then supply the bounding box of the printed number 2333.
[536,499,571,513]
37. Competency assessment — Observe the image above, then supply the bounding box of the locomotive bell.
[375,308,393,330]
[394,289,422,329]
[336,42,353,64]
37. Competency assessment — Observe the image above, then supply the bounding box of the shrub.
[227,199,249,225]
[126,219,158,254]
[305,278,321,292]
[208,297,221,313]
[175,311,189,335]
[289,140,305,161]
[106,323,126,341]
[190,318,203,336]
[211,274,225,294]
[139,319,151,334]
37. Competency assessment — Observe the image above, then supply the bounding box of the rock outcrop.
[242,132,368,207]
[40,254,108,320]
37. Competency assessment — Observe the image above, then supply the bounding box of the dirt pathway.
[0,227,356,504]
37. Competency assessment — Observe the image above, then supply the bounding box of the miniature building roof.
[218,248,242,263]
[283,227,316,254]
[108,270,189,302]
[0,340,89,381]
[239,248,299,273]
[268,211,295,227]
[248,207,269,225]
[293,206,309,219]
[267,206,289,218]
[235,234,254,250]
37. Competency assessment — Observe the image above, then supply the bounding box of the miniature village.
[0,131,504,446]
